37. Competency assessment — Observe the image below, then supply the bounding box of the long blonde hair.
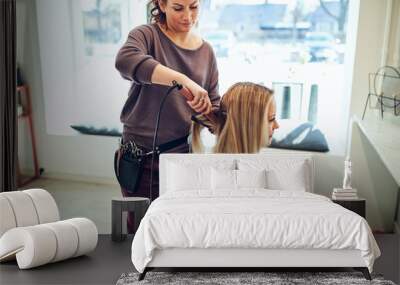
[192,82,274,153]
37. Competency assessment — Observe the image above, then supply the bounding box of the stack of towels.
[332,188,358,200]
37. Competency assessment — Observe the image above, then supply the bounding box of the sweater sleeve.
[115,25,159,84]
[207,49,221,109]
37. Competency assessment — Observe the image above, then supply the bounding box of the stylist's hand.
[183,78,212,115]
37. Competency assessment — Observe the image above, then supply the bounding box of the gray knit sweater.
[115,23,220,152]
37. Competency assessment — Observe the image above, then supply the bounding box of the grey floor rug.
[116,271,396,285]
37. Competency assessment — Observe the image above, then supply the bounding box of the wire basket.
[362,66,400,119]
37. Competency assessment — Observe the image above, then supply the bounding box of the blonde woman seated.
[191,82,279,153]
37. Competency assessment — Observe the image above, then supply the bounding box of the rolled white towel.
[64,218,98,257]
[0,225,57,269]
[0,191,39,227]
[0,196,17,237]
[42,221,79,263]
[23,189,60,223]
[0,218,98,269]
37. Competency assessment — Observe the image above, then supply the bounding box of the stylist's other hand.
[183,78,212,115]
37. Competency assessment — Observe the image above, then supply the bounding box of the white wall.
[387,0,400,67]
[351,123,399,231]
[17,0,40,176]
[348,0,400,232]
[36,0,135,135]
[348,0,388,118]
[17,0,399,230]
[17,0,145,183]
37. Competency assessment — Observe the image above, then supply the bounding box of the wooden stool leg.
[112,201,123,242]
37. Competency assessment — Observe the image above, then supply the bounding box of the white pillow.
[167,163,209,191]
[238,158,311,192]
[211,167,237,191]
[211,169,267,190]
[266,167,306,191]
[236,169,267,189]
[167,160,235,191]
[211,168,236,190]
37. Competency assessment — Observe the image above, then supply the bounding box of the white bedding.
[131,190,380,273]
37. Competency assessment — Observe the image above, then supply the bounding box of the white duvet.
[131,190,380,273]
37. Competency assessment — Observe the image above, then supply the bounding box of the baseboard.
[19,166,118,186]
[41,171,118,186]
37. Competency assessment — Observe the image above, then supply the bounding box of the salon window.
[195,0,352,155]
[37,0,352,156]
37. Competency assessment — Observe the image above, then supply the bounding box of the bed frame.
[139,248,371,280]
[137,153,372,281]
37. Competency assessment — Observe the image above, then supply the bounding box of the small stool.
[111,197,150,242]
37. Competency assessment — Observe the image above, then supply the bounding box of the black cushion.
[270,120,329,152]
[70,125,122,137]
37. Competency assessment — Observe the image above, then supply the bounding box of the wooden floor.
[0,235,134,285]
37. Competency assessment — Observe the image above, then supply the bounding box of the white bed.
[131,154,380,280]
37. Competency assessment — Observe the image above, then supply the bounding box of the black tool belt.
[114,135,188,194]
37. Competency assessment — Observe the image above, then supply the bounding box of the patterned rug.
[116,271,396,285]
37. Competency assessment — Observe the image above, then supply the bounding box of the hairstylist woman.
[115,0,220,232]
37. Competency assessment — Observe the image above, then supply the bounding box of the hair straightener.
[148,81,217,201]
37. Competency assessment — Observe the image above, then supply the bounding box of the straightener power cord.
[149,81,183,202]
[149,81,218,201]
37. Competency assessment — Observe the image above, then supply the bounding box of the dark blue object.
[270,122,329,152]
[70,125,122,137]
[308,84,318,123]
[281,86,291,119]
